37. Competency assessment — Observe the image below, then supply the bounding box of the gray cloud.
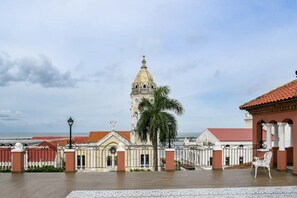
[0,52,75,88]
[92,62,125,83]
[0,109,22,121]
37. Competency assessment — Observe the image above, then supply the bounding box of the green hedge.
[26,165,64,172]
[0,168,11,173]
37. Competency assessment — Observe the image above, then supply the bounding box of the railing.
[0,148,11,170]
[222,147,253,167]
[125,145,165,171]
[1,144,255,172]
[73,145,165,172]
[25,148,60,169]
[175,146,213,169]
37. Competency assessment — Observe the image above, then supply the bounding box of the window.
[225,157,230,166]
[77,155,85,169]
[143,84,146,88]
[110,146,116,154]
[141,154,149,167]
[239,157,243,165]
[141,154,144,167]
[209,157,213,166]
[145,154,149,167]
[107,156,112,166]
[135,85,138,89]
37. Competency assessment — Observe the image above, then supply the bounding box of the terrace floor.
[1,169,297,198]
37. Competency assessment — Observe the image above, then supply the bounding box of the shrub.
[26,165,64,172]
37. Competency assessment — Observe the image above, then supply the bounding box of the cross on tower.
[110,121,116,131]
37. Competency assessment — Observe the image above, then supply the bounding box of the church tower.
[130,56,156,143]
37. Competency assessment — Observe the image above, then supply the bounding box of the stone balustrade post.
[65,148,76,173]
[117,143,125,172]
[212,142,223,170]
[165,148,175,171]
[11,142,25,174]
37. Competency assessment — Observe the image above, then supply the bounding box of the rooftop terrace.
[1,169,297,198]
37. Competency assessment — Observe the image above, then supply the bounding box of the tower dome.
[131,56,156,95]
[130,56,156,134]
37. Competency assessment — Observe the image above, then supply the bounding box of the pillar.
[293,122,297,175]
[289,124,294,147]
[272,124,279,167]
[212,142,222,170]
[277,122,287,171]
[117,143,125,172]
[11,142,25,174]
[165,148,175,171]
[65,149,76,173]
[266,123,273,150]
[286,124,294,166]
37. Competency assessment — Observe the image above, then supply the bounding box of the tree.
[136,86,184,171]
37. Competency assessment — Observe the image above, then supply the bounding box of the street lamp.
[168,122,172,149]
[67,117,74,149]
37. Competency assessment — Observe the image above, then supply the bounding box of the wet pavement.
[1,169,297,198]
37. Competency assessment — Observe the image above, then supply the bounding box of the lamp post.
[168,122,172,149]
[67,117,74,149]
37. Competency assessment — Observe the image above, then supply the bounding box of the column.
[289,124,294,147]
[212,142,222,170]
[65,148,76,173]
[266,123,273,150]
[11,142,25,174]
[277,122,287,171]
[91,147,96,171]
[117,143,125,172]
[272,124,279,167]
[165,148,175,171]
[287,124,294,166]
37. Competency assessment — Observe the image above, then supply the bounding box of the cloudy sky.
[0,0,297,135]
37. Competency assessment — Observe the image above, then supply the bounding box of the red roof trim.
[240,79,297,109]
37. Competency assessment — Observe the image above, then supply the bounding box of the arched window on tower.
[151,85,154,88]
[135,84,138,89]
[143,84,146,88]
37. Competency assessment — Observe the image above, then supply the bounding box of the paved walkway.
[1,169,297,198]
[67,186,297,198]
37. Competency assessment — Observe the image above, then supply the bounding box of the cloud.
[0,52,75,88]
[0,109,22,121]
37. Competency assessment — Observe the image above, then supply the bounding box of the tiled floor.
[67,186,297,198]
[1,169,297,198]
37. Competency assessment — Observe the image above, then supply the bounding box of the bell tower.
[130,56,156,143]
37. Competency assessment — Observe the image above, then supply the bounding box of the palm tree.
[136,86,184,171]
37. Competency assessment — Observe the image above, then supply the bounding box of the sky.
[0,0,297,135]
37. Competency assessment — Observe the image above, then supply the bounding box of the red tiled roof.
[208,128,273,141]
[73,136,89,144]
[240,79,297,109]
[88,131,130,142]
[46,139,68,147]
[89,131,110,142]
[117,131,131,142]
[38,141,58,151]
